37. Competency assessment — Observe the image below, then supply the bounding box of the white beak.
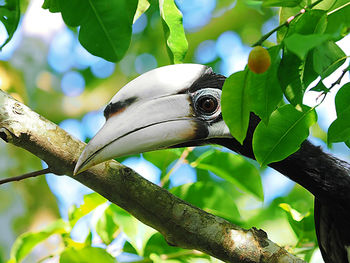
[74,93,206,174]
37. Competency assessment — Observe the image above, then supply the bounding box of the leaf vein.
[87,0,118,58]
[261,107,314,165]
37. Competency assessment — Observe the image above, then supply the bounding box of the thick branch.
[0,90,303,263]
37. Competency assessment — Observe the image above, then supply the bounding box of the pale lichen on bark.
[0,90,304,263]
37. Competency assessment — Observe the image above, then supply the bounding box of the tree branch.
[0,90,304,263]
[0,168,51,185]
[252,0,324,47]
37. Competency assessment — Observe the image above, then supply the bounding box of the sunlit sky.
[0,0,349,262]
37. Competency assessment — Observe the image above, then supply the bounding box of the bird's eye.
[196,95,218,114]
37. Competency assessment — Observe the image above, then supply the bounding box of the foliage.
[253,105,317,166]
[0,0,349,262]
[159,0,188,64]
[0,0,20,50]
[222,0,350,166]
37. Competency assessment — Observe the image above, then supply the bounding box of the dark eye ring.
[196,95,218,114]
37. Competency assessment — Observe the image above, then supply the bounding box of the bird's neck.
[270,141,350,205]
[216,114,350,205]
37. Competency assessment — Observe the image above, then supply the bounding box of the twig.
[327,67,349,91]
[160,147,193,186]
[252,0,324,47]
[327,1,350,16]
[0,168,51,185]
[316,67,349,103]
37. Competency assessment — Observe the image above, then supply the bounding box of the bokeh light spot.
[123,157,160,184]
[81,111,105,139]
[218,46,250,76]
[119,53,137,76]
[134,53,157,74]
[132,14,148,34]
[170,163,197,187]
[216,31,242,59]
[194,40,217,64]
[73,42,100,69]
[215,31,251,76]
[176,0,216,32]
[36,71,53,92]
[61,71,85,97]
[59,118,85,141]
[48,28,75,73]
[91,60,115,79]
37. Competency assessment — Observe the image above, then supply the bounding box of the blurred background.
[0,0,349,262]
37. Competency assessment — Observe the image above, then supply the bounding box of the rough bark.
[0,90,304,263]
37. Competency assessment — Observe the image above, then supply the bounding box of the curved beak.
[74,93,206,175]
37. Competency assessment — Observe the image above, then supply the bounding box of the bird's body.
[75,64,350,263]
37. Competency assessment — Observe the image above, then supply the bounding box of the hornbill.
[74,64,350,263]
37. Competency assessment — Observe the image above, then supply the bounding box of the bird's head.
[74,64,233,175]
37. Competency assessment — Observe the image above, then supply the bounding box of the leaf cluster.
[221,0,350,166]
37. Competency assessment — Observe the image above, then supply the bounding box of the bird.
[74,64,350,263]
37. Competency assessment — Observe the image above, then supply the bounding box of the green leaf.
[69,192,106,227]
[247,46,283,123]
[8,219,70,263]
[278,50,304,105]
[253,104,317,166]
[42,0,60,13]
[327,83,350,143]
[277,1,329,42]
[106,205,156,255]
[279,10,328,89]
[277,5,299,43]
[310,80,329,92]
[282,184,314,214]
[311,122,328,144]
[335,83,350,116]
[58,0,138,62]
[150,253,186,263]
[313,41,347,79]
[84,231,92,247]
[278,0,341,42]
[159,0,188,64]
[293,10,328,35]
[327,113,350,143]
[279,203,316,242]
[193,150,264,200]
[144,233,183,258]
[325,2,350,39]
[123,241,138,255]
[221,70,250,144]
[143,149,182,175]
[345,139,350,149]
[171,181,240,221]
[284,33,331,60]
[262,0,302,7]
[133,0,150,23]
[301,51,319,88]
[314,0,337,11]
[60,247,116,263]
[96,205,120,245]
[0,0,20,50]
[143,148,182,188]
